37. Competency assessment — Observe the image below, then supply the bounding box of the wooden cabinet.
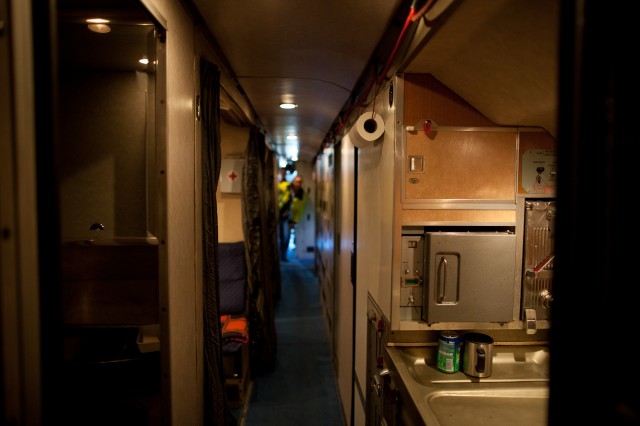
[61,242,159,326]
[404,128,518,202]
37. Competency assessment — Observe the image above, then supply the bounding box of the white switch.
[409,156,424,172]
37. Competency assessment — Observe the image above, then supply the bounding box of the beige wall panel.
[220,121,248,157]
[403,73,495,128]
[216,195,244,243]
[218,122,249,243]
[402,209,516,224]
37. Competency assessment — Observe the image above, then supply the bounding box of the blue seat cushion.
[218,242,247,315]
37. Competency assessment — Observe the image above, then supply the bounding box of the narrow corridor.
[233,255,345,426]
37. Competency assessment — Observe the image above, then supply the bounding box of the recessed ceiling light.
[139,57,150,65]
[87,23,111,33]
[279,103,297,109]
[86,18,111,33]
[286,135,298,140]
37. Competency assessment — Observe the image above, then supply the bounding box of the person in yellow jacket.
[278,174,305,261]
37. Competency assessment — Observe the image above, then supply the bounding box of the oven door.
[422,232,516,323]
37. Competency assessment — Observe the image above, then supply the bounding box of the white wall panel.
[148,0,200,424]
[352,78,396,421]
[337,137,355,422]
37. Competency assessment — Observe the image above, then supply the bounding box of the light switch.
[409,156,424,172]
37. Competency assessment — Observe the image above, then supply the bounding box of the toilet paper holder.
[349,111,386,148]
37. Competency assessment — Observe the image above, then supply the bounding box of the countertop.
[384,344,550,426]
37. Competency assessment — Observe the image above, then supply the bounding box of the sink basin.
[384,345,550,426]
[426,386,548,426]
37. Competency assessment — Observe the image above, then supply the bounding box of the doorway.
[55,1,166,424]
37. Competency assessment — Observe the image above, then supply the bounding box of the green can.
[436,331,460,373]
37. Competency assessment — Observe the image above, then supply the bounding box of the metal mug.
[462,333,494,378]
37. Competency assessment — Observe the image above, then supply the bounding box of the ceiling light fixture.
[87,23,111,33]
[286,135,298,140]
[279,103,297,109]
[86,18,111,34]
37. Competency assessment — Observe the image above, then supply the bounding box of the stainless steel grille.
[522,201,556,320]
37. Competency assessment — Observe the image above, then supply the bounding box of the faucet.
[89,222,105,231]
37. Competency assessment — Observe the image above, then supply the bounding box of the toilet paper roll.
[349,112,385,148]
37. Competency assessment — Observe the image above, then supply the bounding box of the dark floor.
[232,253,345,426]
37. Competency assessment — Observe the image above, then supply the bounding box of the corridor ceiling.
[189,0,405,163]
[58,0,560,164]
[189,0,560,164]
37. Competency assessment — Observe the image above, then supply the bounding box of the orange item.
[220,315,249,344]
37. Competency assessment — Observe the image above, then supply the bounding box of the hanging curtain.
[200,58,236,425]
[242,127,280,374]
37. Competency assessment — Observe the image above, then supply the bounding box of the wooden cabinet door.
[405,129,517,201]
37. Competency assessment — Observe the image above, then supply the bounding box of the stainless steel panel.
[423,232,516,323]
[521,201,555,320]
[400,235,424,307]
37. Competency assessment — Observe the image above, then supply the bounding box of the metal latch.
[524,308,537,335]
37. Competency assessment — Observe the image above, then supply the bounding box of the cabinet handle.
[436,257,447,303]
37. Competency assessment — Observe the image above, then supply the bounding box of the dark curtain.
[550,2,639,425]
[200,58,235,425]
[242,127,280,374]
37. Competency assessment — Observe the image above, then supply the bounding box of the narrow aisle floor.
[235,255,345,426]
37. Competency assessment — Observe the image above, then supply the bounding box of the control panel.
[400,235,424,307]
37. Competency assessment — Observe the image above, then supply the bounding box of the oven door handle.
[436,256,448,303]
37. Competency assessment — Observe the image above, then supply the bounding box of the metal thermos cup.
[462,333,494,378]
